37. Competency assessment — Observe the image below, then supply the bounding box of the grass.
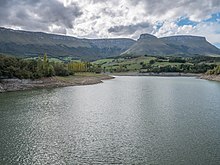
[49,58,63,62]
[92,55,220,73]
[153,62,184,67]
[215,62,220,65]
[74,72,104,77]
[94,56,157,71]
[56,73,100,81]
[92,59,114,65]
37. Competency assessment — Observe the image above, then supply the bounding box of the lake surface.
[1,76,220,164]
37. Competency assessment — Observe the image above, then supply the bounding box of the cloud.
[108,22,151,35]
[0,0,82,32]
[0,0,220,45]
[69,0,220,41]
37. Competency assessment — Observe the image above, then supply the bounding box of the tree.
[149,59,155,65]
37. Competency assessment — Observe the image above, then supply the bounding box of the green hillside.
[92,55,220,73]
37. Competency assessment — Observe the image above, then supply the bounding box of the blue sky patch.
[177,17,198,26]
[155,22,164,30]
[204,12,220,22]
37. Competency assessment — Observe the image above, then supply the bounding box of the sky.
[0,0,220,47]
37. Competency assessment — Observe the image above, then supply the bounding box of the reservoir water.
[0,76,220,164]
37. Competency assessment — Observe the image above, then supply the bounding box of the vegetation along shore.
[1,53,220,92]
[0,54,113,92]
[200,65,220,82]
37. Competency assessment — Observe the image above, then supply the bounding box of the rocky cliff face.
[138,33,158,40]
[0,27,135,60]
[122,34,220,56]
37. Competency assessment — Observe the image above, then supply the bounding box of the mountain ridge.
[0,27,220,60]
[0,27,135,60]
[123,33,220,56]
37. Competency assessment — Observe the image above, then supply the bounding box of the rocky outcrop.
[122,34,220,56]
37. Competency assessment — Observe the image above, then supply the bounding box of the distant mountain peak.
[122,33,220,56]
[138,33,157,41]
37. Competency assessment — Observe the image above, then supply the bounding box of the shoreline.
[113,72,220,83]
[112,72,201,77]
[1,73,219,93]
[0,74,114,93]
[200,75,220,82]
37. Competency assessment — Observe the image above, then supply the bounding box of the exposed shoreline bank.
[0,74,114,93]
[1,72,219,93]
[200,75,220,82]
[112,72,201,77]
[113,72,220,82]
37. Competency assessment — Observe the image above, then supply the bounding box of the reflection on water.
[0,77,220,164]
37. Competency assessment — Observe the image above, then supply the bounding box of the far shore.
[0,73,114,93]
[111,72,202,77]
[112,72,220,82]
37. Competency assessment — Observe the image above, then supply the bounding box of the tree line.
[0,54,101,79]
[140,63,217,73]
[101,55,219,74]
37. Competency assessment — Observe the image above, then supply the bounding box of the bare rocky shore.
[200,75,220,82]
[2,73,219,93]
[0,74,114,92]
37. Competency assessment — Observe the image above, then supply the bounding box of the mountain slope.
[1,27,220,60]
[122,34,220,56]
[122,34,181,56]
[161,35,220,55]
[0,27,135,60]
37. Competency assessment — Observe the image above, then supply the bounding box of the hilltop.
[122,34,220,56]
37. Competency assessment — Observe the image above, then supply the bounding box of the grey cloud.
[212,0,220,6]
[102,8,117,17]
[0,0,82,32]
[0,0,220,40]
[91,0,119,4]
[51,27,67,34]
[35,1,82,28]
[0,0,8,6]
[108,22,150,35]
[0,0,11,19]
[136,0,220,20]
